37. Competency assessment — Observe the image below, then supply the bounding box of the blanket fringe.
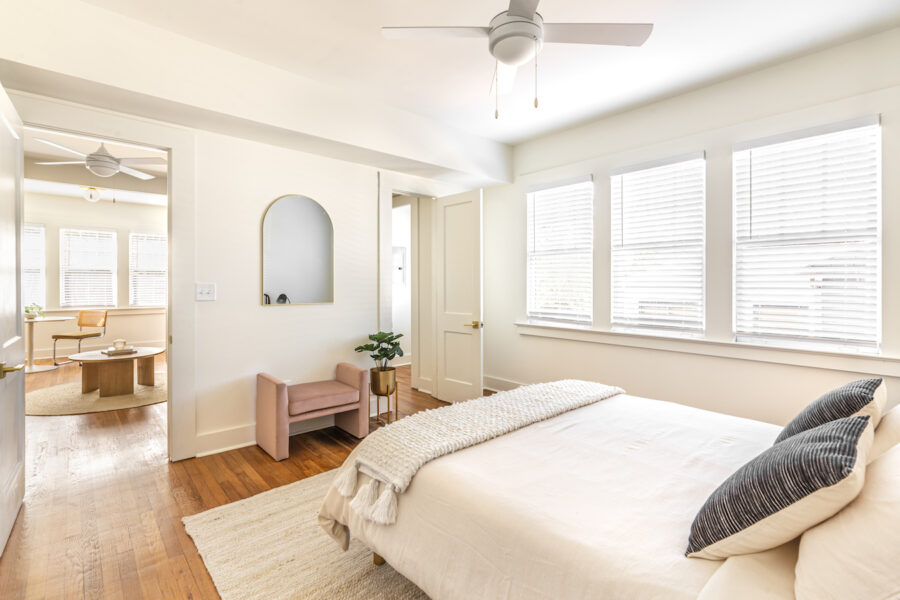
[368,486,398,525]
[335,463,358,497]
[349,478,380,517]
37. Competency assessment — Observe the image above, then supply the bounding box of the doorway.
[20,126,169,419]
[385,189,484,403]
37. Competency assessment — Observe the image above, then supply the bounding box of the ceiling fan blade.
[508,0,539,19]
[34,161,84,165]
[119,157,167,166]
[543,23,654,46]
[381,26,488,40]
[119,165,155,180]
[34,138,87,157]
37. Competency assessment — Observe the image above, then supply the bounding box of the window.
[22,224,45,307]
[733,118,881,353]
[611,154,706,336]
[129,233,167,307]
[526,178,594,325]
[59,228,117,307]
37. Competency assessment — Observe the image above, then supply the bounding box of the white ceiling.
[80,0,900,145]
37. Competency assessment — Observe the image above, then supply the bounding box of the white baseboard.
[195,415,338,458]
[195,423,257,457]
[34,338,166,360]
[483,374,524,392]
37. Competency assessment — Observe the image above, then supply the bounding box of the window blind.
[733,120,881,353]
[611,155,706,336]
[526,179,593,325]
[22,224,45,307]
[129,233,167,307]
[59,228,117,307]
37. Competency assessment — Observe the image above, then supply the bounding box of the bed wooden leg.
[373,552,385,566]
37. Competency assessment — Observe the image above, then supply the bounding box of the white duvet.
[320,394,785,599]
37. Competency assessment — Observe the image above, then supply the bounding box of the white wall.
[484,27,900,426]
[24,192,166,356]
[192,132,379,454]
[391,200,412,363]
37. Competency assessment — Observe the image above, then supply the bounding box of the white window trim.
[129,231,168,308]
[525,176,595,326]
[22,222,46,308]
[732,117,882,354]
[59,226,118,308]
[610,152,706,338]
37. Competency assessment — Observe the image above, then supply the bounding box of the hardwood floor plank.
[1,363,448,598]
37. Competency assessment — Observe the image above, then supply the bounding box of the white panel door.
[435,189,483,402]
[0,81,25,555]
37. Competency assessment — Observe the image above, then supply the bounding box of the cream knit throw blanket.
[333,379,624,525]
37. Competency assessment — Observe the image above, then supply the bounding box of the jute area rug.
[25,372,167,416]
[183,470,428,600]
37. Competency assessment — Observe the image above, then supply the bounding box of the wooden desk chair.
[52,310,108,365]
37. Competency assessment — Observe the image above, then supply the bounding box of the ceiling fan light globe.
[83,187,102,202]
[488,11,543,66]
[85,153,120,177]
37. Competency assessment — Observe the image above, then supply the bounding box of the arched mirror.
[262,195,334,305]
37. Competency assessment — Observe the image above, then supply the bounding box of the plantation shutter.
[59,228,117,307]
[22,224,46,307]
[733,117,881,353]
[526,178,594,325]
[129,233,168,307]
[611,153,706,336]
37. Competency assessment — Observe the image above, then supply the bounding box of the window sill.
[44,307,166,316]
[514,321,900,377]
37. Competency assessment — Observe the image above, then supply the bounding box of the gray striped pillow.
[775,378,883,444]
[686,415,874,560]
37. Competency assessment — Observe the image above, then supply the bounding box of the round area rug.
[26,372,167,416]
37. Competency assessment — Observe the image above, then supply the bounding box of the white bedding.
[319,394,783,600]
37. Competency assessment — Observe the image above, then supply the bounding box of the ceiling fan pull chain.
[494,60,500,119]
[534,36,539,109]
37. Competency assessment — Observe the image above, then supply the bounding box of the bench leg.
[335,406,368,439]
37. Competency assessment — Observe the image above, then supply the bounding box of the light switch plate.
[195,282,216,301]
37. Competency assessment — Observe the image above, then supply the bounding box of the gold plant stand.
[370,367,399,426]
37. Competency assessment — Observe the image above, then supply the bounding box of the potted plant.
[24,303,44,320]
[354,331,404,396]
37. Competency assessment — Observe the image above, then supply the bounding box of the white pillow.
[870,405,900,463]
[795,445,900,599]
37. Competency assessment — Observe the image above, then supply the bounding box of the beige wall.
[484,27,900,426]
[24,192,167,357]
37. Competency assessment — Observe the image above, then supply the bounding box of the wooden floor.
[1,362,446,599]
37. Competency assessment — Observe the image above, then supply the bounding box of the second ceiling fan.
[382,0,653,111]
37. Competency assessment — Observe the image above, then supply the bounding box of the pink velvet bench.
[256,363,370,461]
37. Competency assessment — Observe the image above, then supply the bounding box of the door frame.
[377,172,467,396]
[10,91,198,461]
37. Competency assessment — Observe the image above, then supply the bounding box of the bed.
[319,393,802,599]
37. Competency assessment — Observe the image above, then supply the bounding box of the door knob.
[0,361,25,379]
[463,321,484,329]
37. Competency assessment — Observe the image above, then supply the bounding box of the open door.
[0,82,25,554]
[434,189,483,402]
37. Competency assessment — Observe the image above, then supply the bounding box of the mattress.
[319,393,783,599]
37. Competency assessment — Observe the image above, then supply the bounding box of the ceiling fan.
[382,0,653,113]
[33,138,166,180]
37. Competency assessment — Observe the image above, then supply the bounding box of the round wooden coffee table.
[68,347,165,397]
